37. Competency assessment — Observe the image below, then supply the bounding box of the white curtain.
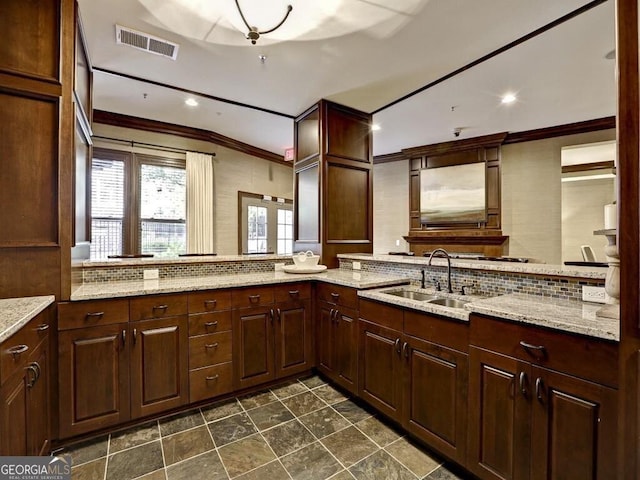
[186,152,215,253]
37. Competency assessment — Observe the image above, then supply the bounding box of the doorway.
[238,191,293,255]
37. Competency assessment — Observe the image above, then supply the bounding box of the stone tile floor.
[58,376,467,480]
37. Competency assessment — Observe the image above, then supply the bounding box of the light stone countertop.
[339,253,607,280]
[358,285,477,322]
[466,293,618,341]
[70,269,411,301]
[0,296,55,344]
[76,254,291,268]
[359,287,618,341]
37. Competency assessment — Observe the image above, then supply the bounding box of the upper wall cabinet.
[293,100,373,267]
[0,1,61,82]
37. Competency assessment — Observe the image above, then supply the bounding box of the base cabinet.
[468,313,618,480]
[234,284,313,390]
[0,307,51,455]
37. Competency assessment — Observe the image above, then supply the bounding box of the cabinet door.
[468,346,531,480]
[404,336,468,465]
[317,303,336,376]
[0,368,28,455]
[335,306,358,394]
[358,320,403,421]
[130,316,189,419]
[275,299,313,378]
[58,324,130,438]
[27,339,49,456]
[233,306,275,389]
[530,366,617,480]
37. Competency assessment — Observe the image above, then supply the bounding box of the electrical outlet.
[353,261,361,270]
[582,286,606,303]
[395,239,401,247]
[143,269,159,280]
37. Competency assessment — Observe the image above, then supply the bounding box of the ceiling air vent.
[115,25,179,60]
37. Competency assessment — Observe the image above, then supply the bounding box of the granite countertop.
[359,286,618,341]
[467,293,618,341]
[70,269,410,301]
[0,295,55,344]
[358,285,477,322]
[75,254,291,268]
[338,253,606,280]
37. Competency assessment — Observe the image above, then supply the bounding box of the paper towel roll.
[604,203,617,229]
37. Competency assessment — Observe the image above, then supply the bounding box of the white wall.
[93,124,294,255]
[373,160,410,254]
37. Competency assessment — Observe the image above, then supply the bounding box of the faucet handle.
[459,285,471,295]
[433,278,441,291]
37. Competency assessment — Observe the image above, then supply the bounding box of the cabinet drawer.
[317,283,358,309]
[189,311,232,337]
[188,290,232,314]
[231,286,274,308]
[189,331,232,369]
[58,299,129,330]
[274,283,311,303]
[359,299,403,331]
[1,310,50,385]
[130,294,188,321]
[405,310,469,353]
[470,314,618,388]
[189,362,233,403]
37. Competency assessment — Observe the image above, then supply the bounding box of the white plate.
[282,265,328,274]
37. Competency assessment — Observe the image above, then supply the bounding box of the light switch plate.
[582,285,606,303]
[353,261,361,270]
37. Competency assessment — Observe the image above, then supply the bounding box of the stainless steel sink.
[427,297,468,308]
[385,290,439,302]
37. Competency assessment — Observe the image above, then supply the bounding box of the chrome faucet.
[427,248,453,294]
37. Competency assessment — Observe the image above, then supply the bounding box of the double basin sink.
[384,288,469,309]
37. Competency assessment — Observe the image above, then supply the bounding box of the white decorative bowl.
[292,250,320,267]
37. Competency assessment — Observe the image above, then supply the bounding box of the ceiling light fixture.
[235,0,293,45]
[185,98,198,107]
[501,93,517,104]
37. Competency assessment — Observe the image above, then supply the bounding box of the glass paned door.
[240,194,292,255]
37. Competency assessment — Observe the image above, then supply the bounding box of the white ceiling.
[80,0,616,157]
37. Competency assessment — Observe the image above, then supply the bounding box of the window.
[239,192,293,255]
[90,148,186,258]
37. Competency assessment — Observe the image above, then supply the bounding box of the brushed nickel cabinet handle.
[249,295,260,304]
[205,343,219,349]
[152,304,168,313]
[8,344,28,358]
[519,371,529,397]
[36,324,50,332]
[330,292,340,301]
[334,310,340,324]
[204,299,217,309]
[122,329,126,346]
[535,377,544,402]
[133,328,137,344]
[519,341,546,354]
[25,364,38,388]
[205,374,219,381]
[289,290,300,296]
[395,338,401,354]
[402,342,409,359]
[276,308,281,321]
[85,311,104,320]
[204,321,218,329]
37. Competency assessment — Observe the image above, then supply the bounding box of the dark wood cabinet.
[404,335,468,465]
[233,305,276,389]
[130,316,189,419]
[58,323,130,438]
[234,284,313,390]
[294,100,373,267]
[358,320,404,421]
[468,314,618,480]
[0,307,51,455]
[467,346,531,480]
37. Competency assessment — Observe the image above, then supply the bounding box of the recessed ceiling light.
[185,98,198,107]
[372,124,381,131]
[501,93,517,104]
